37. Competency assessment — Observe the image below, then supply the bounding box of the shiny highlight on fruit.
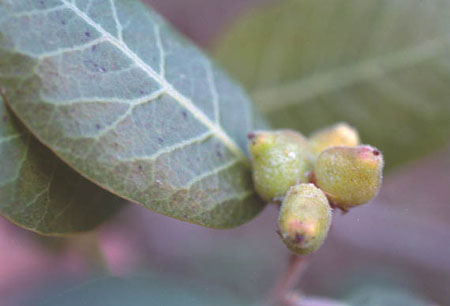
[248,130,312,202]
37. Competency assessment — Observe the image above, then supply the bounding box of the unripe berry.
[309,123,360,155]
[314,145,383,209]
[248,130,312,202]
[278,184,331,255]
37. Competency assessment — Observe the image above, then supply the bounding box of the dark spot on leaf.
[139,90,145,95]
[157,137,164,144]
[85,32,91,37]
[182,111,187,119]
[61,20,66,25]
[215,144,223,158]
[95,124,101,130]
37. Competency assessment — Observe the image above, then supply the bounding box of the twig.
[266,254,309,306]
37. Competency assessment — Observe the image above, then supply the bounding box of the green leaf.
[0,97,124,235]
[35,275,251,306]
[215,0,450,170]
[346,286,432,306]
[0,0,265,228]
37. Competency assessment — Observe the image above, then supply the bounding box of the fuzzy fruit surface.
[309,122,360,156]
[278,184,331,255]
[249,130,312,202]
[314,145,383,209]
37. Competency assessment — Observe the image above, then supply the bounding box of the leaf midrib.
[60,0,249,166]
[253,37,450,111]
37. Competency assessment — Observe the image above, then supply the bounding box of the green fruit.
[278,184,331,255]
[248,130,312,202]
[309,123,360,156]
[314,145,384,209]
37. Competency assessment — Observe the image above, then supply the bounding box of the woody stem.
[268,254,309,306]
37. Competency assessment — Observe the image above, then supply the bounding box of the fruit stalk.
[267,254,309,306]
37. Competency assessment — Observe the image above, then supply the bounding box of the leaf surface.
[37,274,251,306]
[0,97,123,235]
[0,0,265,228]
[215,0,450,170]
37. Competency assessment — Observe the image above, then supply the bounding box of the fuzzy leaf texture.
[0,97,124,234]
[215,0,450,170]
[0,0,266,229]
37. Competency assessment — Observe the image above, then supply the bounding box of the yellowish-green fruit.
[309,123,360,155]
[278,184,331,255]
[314,145,383,209]
[248,130,312,202]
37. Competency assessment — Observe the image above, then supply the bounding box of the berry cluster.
[248,123,384,255]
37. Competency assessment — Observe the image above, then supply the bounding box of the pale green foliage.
[39,274,247,306]
[0,97,123,234]
[215,0,450,170]
[314,145,384,209]
[278,183,331,255]
[0,0,266,230]
[248,130,312,202]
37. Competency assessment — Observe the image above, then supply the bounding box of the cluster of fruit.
[248,123,384,255]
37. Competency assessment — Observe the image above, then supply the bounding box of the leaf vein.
[154,24,166,79]
[205,61,220,124]
[109,0,123,42]
[254,37,450,111]
[0,133,24,144]
[59,0,248,165]
[37,37,106,59]
[184,158,240,188]
[11,4,66,19]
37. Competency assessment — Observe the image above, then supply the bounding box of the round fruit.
[309,122,359,156]
[278,184,332,255]
[248,130,312,202]
[314,145,383,209]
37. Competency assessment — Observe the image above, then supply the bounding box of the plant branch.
[267,254,309,306]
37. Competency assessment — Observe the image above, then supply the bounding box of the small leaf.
[0,97,124,235]
[215,0,450,170]
[0,0,265,228]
